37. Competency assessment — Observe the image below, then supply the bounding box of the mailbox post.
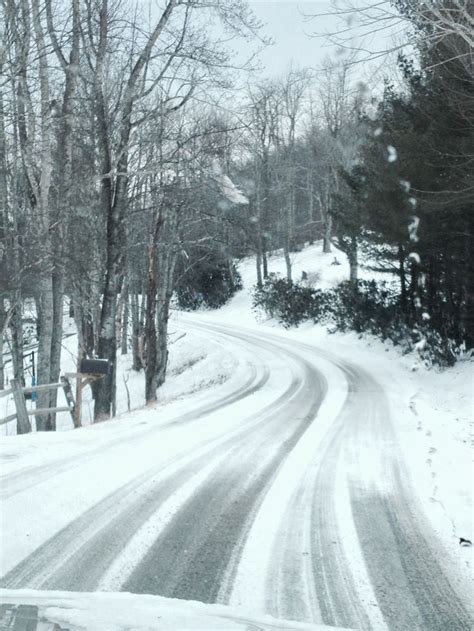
[67,358,111,427]
[79,359,111,375]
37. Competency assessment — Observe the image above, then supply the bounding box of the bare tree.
[306,1,473,74]
[278,68,310,281]
[246,80,280,284]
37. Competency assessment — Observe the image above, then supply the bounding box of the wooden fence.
[0,377,75,434]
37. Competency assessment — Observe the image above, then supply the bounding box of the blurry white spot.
[408,215,420,243]
[387,145,397,162]
[408,252,421,264]
[374,127,383,137]
[408,197,417,208]
[211,162,248,206]
[415,337,427,352]
[422,312,431,321]
[400,179,410,193]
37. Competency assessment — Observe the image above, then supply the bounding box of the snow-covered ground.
[0,317,238,433]
[0,589,349,631]
[209,243,473,584]
[0,241,472,628]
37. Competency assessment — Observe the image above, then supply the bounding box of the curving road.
[0,316,472,630]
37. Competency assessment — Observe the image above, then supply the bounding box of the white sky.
[242,1,405,85]
[248,1,337,75]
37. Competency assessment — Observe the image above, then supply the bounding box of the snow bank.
[0,589,353,630]
[0,325,235,435]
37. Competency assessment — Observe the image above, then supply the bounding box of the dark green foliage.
[175,259,242,310]
[253,274,328,327]
[252,275,462,366]
[326,281,400,334]
[333,35,474,350]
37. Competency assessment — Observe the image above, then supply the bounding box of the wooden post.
[11,379,31,434]
[75,346,84,428]
[74,377,83,429]
[61,376,76,425]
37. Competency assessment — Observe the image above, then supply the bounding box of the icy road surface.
[0,316,472,630]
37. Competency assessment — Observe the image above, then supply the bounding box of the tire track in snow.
[188,320,472,630]
[3,317,471,630]
[232,326,472,630]
[0,333,319,593]
[0,338,266,501]
[121,349,326,601]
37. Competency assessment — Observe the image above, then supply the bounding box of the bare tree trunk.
[93,0,118,420]
[256,251,263,288]
[0,301,5,390]
[262,250,268,279]
[307,171,314,245]
[348,238,358,285]
[31,0,55,430]
[0,78,7,390]
[398,242,408,318]
[94,0,179,420]
[323,214,333,253]
[130,291,142,371]
[155,206,178,390]
[144,261,158,402]
[321,187,332,253]
[155,296,171,390]
[35,275,54,430]
[121,281,129,355]
[255,188,265,285]
[46,0,80,423]
[115,275,126,349]
[95,259,121,419]
[144,206,164,403]
[47,268,64,426]
[283,244,292,282]
[9,301,24,384]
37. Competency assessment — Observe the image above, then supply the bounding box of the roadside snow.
[0,326,236,435]
[0,589,353,631]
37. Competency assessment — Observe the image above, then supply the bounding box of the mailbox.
[80,358,110,375]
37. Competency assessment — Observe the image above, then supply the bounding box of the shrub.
[253,274,328,327]
[252,275,465,366]
[175,260,242,311]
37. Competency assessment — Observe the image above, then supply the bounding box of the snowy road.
[0,316,472,630]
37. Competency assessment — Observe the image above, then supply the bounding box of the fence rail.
[0,378,75,433]
[0,413,17,426]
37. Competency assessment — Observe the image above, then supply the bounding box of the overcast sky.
[240,1,405,86]
[248,1,337,75]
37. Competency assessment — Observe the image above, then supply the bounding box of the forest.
[0,0,472,429]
